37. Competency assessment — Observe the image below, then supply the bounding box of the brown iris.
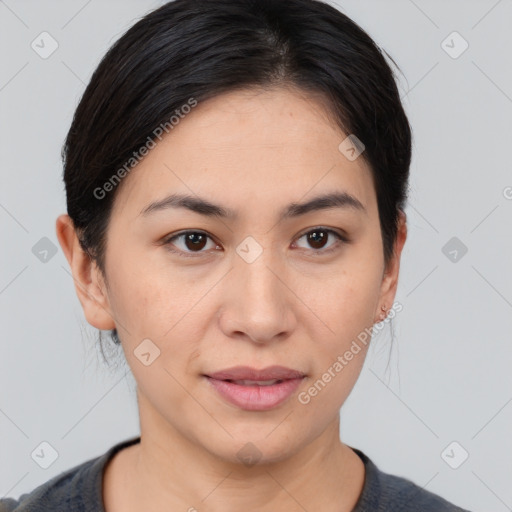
[183,232,208,251]
[306,229,329,250]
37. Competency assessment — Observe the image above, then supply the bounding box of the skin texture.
[56,86,407,512]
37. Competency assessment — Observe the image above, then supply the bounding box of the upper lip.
[205,365,306,381]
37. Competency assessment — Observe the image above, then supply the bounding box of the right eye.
[162,230,221,258]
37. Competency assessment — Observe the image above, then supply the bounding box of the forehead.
[110,86,376,223]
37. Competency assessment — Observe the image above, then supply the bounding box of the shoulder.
[0,456,100,512]
[351,448,473,512]
[0,436,141,512]
[0,464,85,511]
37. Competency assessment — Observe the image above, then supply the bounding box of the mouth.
[219,378,287,386]
[204,365,306,382]
[203,365,306,411]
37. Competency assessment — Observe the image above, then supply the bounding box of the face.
[59,86,405,466]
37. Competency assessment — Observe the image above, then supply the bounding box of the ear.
[374,210,407,323]
[55,214,116,331]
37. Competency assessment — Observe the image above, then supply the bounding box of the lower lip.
[204,376,304,411]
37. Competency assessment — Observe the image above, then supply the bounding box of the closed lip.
[204,365,306,381]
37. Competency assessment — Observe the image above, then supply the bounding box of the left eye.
[293,227,346,254]
[163,227,347,258]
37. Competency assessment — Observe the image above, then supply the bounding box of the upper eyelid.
[295,226,347,240]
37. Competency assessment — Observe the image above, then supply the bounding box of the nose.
[217,252,297,345]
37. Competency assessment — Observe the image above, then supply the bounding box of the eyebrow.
[139,191,366,221]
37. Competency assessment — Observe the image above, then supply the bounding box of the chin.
[201,428,305,468]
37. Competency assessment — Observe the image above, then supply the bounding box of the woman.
[1,0,472,510]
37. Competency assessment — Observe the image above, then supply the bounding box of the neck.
[108,395,365,512]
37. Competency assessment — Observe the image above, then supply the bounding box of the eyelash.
[162,227,349,259]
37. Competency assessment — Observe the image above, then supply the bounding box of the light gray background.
[1,1,511,510]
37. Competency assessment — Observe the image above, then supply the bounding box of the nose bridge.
[239,249,282,303]
[234,230,282,295]
[221,240,294,342]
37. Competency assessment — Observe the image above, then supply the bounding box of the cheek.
[318,260,382,333]
[302,254,382,383]
[106,262,207,373]
[300,282,376,412]
[102,259,168,350]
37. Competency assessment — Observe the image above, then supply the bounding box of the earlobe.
[55,214,116,331]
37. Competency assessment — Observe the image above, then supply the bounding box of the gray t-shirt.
[1,436,471,511]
